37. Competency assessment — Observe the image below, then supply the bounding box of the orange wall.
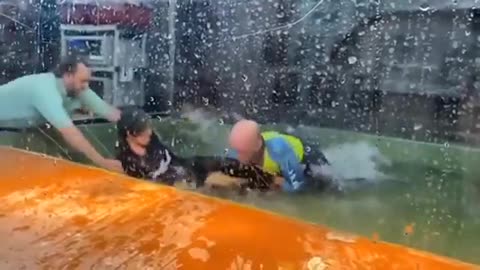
[0,147,477,270]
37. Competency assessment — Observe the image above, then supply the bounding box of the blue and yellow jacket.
[227,131,306,192]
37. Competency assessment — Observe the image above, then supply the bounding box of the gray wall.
[145,0,480,144]
[2,0,480,144]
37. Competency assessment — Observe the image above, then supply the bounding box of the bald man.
[227,120,331,193]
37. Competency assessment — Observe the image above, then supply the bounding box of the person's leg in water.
[302,143,343,193]
[303,143,373,194]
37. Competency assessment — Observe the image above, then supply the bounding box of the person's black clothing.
[117,133,276,191]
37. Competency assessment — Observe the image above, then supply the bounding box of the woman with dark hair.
[116,107,279,191]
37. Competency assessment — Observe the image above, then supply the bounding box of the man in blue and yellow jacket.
[227,119,332,193]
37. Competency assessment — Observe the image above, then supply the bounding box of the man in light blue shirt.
[0,55,123,172]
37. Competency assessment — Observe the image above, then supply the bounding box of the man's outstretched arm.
[78,89,121,122]
[32,93,123,172]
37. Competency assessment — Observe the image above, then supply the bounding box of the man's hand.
[97,158,124,173]
[107,107,121,122]
[272,176,284,189]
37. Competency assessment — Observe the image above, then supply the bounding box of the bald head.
[229,120,262,163]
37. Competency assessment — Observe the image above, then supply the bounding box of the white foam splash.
[319,141,391,186]
[179,105,228,151]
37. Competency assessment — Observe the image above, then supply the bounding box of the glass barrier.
[0,0,479,265]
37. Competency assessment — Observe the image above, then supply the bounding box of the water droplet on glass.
[414,124,423,131]
[419,3,430,12]
[202,97,209,106]
[286,126,295,133]
[348,56,357,64]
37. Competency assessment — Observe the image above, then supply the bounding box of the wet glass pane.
[0,0,479,266]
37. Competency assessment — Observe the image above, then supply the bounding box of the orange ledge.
[0,146,477,270]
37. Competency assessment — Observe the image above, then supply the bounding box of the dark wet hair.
[117,106,151,147]
[53,54,89,78]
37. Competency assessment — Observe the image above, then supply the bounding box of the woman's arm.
[187,156,276,191]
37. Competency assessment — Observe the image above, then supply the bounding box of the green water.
[1,119,479,264]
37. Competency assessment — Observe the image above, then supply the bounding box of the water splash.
[179,104,229,153]
[318,141,391,187]
[419,3,431,12]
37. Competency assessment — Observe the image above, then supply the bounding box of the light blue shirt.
[0,72,112,129]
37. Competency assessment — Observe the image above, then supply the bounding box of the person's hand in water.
[272,176,284,190]
[97,158,124,173]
